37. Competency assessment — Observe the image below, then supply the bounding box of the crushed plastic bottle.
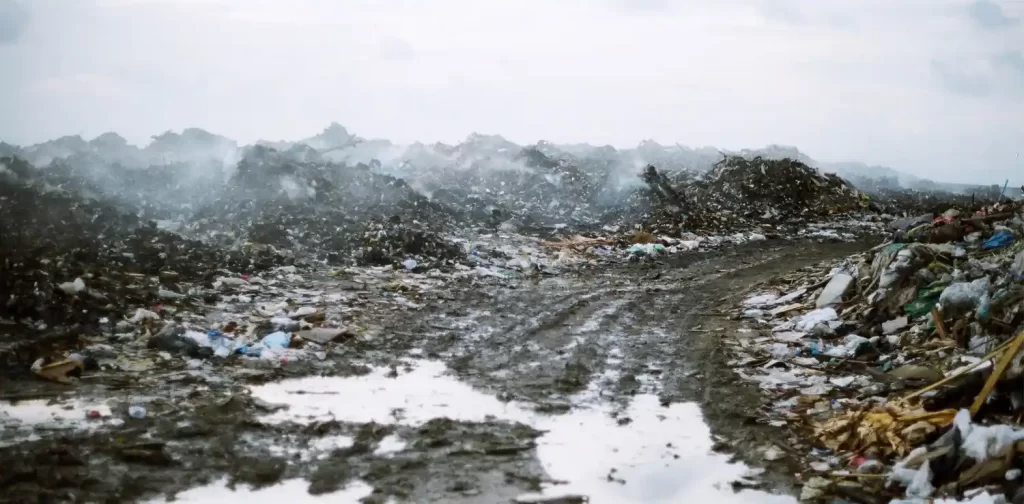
[128,405,147,419]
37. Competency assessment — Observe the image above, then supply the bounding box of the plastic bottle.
[128,405,147,419]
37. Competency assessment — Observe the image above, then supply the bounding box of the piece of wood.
[970,330,1024,417]
[932,307,950,340]
[32,358,84,385]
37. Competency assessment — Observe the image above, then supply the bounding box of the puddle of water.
[0,398,111,424]
[533,395,794,504]
[0,398,118,432]
[0,398,122,447]
[235,433,354,462]
[251,360,533,426]
[147,478,374,503]
[250,359,796,503]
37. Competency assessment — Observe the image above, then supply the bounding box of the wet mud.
[0,238,870,504]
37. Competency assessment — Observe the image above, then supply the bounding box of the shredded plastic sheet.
[954,409,1024,462]
[793,307,838,332]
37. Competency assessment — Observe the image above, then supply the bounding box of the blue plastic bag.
[261,331,291,349]
[982,231,1014,250]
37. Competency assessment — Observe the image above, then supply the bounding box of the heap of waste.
[640,156,879,237]
[728,198,1024,501]
[0,157,299,375]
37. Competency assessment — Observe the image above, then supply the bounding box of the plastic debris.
[982,231,1014,250]
[261,331,292,349]
[725,197,1024,502]
[815,271,855,308]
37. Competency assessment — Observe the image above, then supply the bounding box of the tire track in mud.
[408,239,873,501]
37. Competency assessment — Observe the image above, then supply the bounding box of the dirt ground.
[0,238,870,504]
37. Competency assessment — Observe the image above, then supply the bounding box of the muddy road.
[0,238,868,504]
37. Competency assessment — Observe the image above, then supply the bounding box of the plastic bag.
[981,231,1014,250]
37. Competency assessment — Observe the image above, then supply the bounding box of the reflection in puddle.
[147,478,374,503]
[533,396,794,503]
[0,398,111,425]
[251,360,533,426]
[251,360,796,503]
[0,398,119,446]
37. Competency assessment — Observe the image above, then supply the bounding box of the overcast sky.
[1,0,1022,184]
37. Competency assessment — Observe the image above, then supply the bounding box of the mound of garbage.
[394,145,617,235]
[0,156,287,335]
[727,198,1024,501]
[640,156,871,235]
[184,146,467,267]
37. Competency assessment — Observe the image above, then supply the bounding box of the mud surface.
[0,238,870,504]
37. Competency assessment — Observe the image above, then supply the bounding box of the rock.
[815,273,854,308]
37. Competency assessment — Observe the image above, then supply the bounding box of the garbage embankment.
[729,198,1024,502]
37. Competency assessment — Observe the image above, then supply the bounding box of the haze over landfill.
[1,0,1022,185]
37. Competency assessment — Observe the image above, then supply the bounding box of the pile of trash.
[358,217,465,268]
[640,156,872,235]
[0,156,288,365]
[869,188,996,219]
[21,262,368,385]
[0,145,466,268]
[727,199,1024,501]
[397,145,618,235]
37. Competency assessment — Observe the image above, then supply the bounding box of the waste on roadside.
[728,199,1024,502]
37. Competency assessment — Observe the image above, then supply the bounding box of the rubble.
[727,198,1024,501]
